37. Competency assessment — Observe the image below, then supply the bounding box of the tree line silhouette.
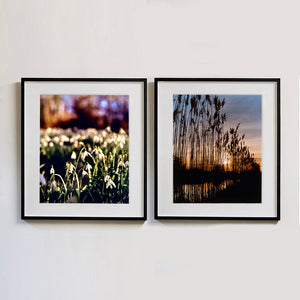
[173,94,260,175]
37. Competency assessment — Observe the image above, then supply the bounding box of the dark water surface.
[174,179,237,203]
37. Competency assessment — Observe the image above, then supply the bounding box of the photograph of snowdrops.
[40,94,129,204]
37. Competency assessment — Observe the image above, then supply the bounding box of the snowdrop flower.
[82,170,88,177]
[61,135,69,142]
[50,166,55,175]
[108,138,114,145]
[92,148,99,155]
[53,136,60,143]
[67,162,76,174]
[81,151,88,161]
[42,141,48,147]
[85,163,92,172]
[49,142,54,147]
[97,148,105,160]
[117,161,125,168]
[106,178,116,189]
[93,135,100,143]
[50,181,57,192]
[93,147,104,160]
[104,175,110,182]
[117,136,125,144]
[71,151,76,160]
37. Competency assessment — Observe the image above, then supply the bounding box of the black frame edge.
[154,79,158,219]
[21,78,25,219]
[276,78,281,221]
[143,78,148,221]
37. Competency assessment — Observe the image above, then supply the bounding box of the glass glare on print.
[40,94,129,204]
[173,94,262,203]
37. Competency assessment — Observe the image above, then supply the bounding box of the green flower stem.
[54,173,67,194]
[74,172,81,202]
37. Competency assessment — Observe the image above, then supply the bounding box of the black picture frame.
[22,78,147,220]
[155,78,280,220]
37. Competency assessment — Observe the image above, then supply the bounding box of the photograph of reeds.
[40,94,129,204]
[173,94,262,203]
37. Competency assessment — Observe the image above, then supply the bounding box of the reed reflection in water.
[174,179,236,203]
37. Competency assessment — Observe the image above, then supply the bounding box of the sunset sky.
[214,94,262,166]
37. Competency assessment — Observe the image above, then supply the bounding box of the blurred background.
[40,94,129,133]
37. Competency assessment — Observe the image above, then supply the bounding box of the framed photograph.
[22,78,147,220]
[155,78,280,220]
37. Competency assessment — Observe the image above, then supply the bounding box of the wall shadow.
[15,82,22,224]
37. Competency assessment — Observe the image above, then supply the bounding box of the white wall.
[0,0,299,299]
